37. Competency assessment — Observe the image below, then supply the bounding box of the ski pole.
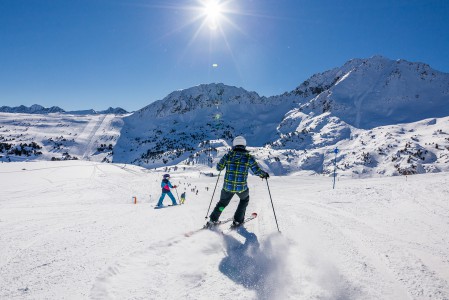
[265,178,281,233]
[174,187,180,204]
[205,171,221,219]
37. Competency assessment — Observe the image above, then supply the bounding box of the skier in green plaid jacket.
[208,136,269,227]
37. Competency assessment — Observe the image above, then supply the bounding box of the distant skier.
[180,191,186,204]
[156,174,178,207]
[207,136,269,227]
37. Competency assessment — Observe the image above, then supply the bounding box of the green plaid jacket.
[217,148,265,193]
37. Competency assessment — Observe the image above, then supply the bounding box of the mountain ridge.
[293,55,449,129]
[1,55,449,177]
[0,104,129,115]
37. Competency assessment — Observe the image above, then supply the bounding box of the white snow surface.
[1,161,448,299]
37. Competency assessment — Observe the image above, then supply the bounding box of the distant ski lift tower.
[333,147,339,189]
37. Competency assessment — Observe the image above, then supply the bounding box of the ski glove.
[260,172,270,179]
[173,185,177,188]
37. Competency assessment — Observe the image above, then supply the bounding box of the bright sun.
[202,0,223,30]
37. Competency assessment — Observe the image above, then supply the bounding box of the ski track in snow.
[1,161,449,299]
[74,114,108,159]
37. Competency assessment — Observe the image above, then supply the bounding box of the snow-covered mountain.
[113,56,449,176]
[113,83,298,166]
[0,104,65,114]
[66,107,129,115]
[262,56,449,176]
[1,56,449,177]
[288,55,449,129]
[0,113,125,162]
[0,104,128,115]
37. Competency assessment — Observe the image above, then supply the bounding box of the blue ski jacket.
[161,179,174,193]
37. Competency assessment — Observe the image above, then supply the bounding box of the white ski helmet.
[233,136,247,147]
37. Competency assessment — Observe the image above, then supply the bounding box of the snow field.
[1,161,448,299]
[0,113,123,163]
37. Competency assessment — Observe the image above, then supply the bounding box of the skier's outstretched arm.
[249,156,269,178]
[216,153,228,171]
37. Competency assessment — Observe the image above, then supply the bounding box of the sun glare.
[202,0,223,30]
[154,0,246,70]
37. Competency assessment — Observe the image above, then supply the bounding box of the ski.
[184,213,258,237]
[153,204,180,209]
[221,212,258,235]
[184,217,233,237]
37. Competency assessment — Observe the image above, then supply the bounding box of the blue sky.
[1,0,448,111]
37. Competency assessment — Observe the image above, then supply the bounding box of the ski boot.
[205,220,221,229]
[231,220,242,228]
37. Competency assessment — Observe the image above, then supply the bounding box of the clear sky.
[1,0,448,111]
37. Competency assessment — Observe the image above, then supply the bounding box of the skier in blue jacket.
[156,174,178,207]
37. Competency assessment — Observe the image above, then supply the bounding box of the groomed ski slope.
[0,161,448,299]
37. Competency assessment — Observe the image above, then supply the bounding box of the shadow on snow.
[219,227,285,299]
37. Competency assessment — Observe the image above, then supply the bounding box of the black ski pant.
[210,188,249,223]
